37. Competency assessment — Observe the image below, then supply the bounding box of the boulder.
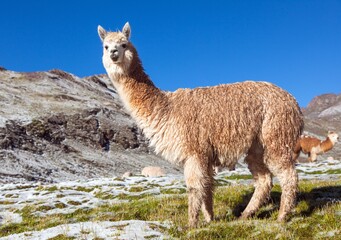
[141,166,165,177]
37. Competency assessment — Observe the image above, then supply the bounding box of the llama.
[98,22,304,227]
[293,132,339,162]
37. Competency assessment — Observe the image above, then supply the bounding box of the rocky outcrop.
[141,166,166,177]
[0,69,181,183]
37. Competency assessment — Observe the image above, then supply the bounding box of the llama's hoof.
[277,214,288,222]
[239,213,250,220]
[188,222,198,229]
[203,213,213,223]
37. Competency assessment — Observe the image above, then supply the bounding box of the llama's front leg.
[184,157,214,227]
[310,151,317,162]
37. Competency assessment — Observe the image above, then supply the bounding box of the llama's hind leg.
[241,149,272,219]
[184,157,214,227]
[267,156,298,221]
[201,165,214,223]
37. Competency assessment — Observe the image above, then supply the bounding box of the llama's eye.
[122,43,127,49]
[104,45,109,50]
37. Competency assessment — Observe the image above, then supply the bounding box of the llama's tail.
[292,139,302,161]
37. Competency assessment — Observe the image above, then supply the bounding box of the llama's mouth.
[110,54,119,62]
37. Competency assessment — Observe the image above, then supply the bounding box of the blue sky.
[1,0,340,107]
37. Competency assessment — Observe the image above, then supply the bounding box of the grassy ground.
[1,179,340,239]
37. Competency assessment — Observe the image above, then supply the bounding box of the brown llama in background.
[293,131,339,162]
[98,22,304,227]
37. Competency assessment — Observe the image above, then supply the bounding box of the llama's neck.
[320,137,335,153]
[109,54,168,128]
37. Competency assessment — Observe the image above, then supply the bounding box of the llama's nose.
[110,49,119,61]
[110,49,118,54]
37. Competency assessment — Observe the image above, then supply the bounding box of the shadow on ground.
[229,185,341,220]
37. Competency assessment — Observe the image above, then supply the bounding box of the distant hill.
[303,93,341,120]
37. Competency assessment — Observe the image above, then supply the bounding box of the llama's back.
[298,136,321,153]
[149,81,303,166]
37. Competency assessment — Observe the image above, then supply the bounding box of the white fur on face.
[328,133,339,144]
[103,39,127,63]
[102,35,133,76]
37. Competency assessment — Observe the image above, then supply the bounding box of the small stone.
[141,166,165,177]
[122,171,133,178]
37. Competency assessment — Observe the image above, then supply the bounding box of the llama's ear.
[122,22,131,39]
[98,25,107,42]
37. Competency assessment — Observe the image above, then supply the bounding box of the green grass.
[1,179,340,239]
[127,186,147,192]
[55,202,67,209]
[36,185,59,192]
[47,234,76,240]
[160,187,187,194]
[74,186,95,193]
[0,200,15,205]
[223,174,253,180]
[303,169,341,175]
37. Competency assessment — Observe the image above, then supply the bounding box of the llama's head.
[327,131,339,144]
[98,22,134,76]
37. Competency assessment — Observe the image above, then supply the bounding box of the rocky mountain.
[303,93,341,123]
[0,67,339,183]
[0,68,181,184]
